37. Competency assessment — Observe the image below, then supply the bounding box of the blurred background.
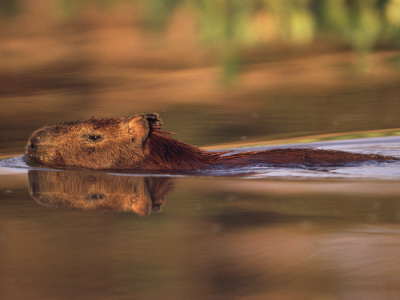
[1,0,400,155]
[2,2,400,299]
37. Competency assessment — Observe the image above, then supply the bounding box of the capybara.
[24,113,398,170]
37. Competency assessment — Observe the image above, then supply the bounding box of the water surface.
[2,137,400,299]
[1,3,400,298]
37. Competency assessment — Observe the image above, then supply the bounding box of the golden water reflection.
[26,168,400,223]
[4,172,400,299]
[28,170,173,216]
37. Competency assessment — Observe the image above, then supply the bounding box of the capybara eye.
[85,193,106,201]
[87,134,103,142]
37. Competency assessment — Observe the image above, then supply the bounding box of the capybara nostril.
[29,142,37,149]
[28,137,39,150]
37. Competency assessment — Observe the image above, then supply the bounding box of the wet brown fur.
[145,129,397,169]
[24,114,398,171]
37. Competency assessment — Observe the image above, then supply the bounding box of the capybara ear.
[127,115,151,144]
[145,113,162,129]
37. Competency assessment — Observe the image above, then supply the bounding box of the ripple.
[2,136,400,179]
[0,155,29,169]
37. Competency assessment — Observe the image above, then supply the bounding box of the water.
[2,137,400,299]
[2,2,400,299]
[3,136,400,179]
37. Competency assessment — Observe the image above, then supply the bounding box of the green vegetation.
[146,0,400,49]
[2,0,399,50]
[1,0,399,82]
[144,0,400,81]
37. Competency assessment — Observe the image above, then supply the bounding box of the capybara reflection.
[24,114,398,170]
[28,170,173,215]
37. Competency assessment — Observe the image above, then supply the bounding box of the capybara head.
[24,114,163,170]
